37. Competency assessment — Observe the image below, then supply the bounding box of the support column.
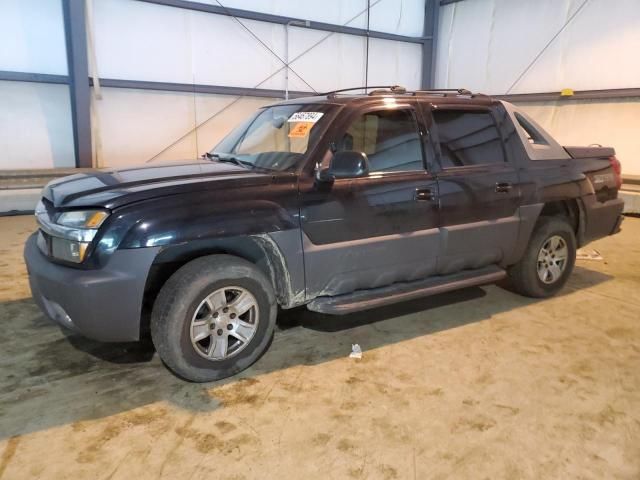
[62,0,93,168]
[421,0,440,89]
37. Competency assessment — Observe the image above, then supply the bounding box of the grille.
[36,230,53,257]
[42,197,56,218]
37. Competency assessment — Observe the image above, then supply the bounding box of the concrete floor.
[1,215,639,480]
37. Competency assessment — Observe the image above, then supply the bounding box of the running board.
[307,266,506,315]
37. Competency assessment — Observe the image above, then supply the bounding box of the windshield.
[210,104,335,171]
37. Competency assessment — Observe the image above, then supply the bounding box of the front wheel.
[508,216,577,298]
[151,255,277,382]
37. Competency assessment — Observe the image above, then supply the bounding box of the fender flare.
[146,232,304,309]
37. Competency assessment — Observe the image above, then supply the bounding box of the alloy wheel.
[190,286,259,361]
[537,235,568,284]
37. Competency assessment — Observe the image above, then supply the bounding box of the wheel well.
[139,236,292,338]
[539,199,581,237]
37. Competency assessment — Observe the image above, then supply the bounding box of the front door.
[299,101,440,298]
[427,105,522,274]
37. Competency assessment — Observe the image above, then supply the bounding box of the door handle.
[415,188,436,201]
[495,182,513,193]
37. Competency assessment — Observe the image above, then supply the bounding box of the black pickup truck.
[24,86,624,382]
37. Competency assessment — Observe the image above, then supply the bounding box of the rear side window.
[432,110,505,168]
[337,109,424,173]
[514,112,549,146]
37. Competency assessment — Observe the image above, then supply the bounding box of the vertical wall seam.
[486,0,497,91]
[445,3,456,89]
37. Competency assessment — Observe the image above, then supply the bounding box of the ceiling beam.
[5,69,638,103]
[0,71,68,84]
[496,88,640,102]
[92,78,313,98]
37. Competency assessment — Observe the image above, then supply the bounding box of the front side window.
[211,104,335,171]
[337,108,424,173]
[432,109,505,168]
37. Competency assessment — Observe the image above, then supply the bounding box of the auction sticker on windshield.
[289,122,313,138]
[288,112,324,123]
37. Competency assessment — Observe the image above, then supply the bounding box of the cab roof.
[269,85,496,108]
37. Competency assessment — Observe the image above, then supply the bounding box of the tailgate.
[564,145,620,197]
[564,146,623,242]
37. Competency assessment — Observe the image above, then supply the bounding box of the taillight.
[609,155,622,189]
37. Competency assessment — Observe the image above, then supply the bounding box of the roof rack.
[322,85,407,97]
[414,88,475,96]
[320,85,486,98]
[368,87,407,95]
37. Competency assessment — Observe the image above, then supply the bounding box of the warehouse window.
[337,109,424,172]
[432,110,505,168]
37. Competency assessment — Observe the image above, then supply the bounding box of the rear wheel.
[151,255,277,382]
[508,216,576,298]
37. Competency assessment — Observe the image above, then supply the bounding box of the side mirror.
[316,151,370,182]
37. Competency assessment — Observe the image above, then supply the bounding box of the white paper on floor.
[576,249,604,261]
[349,344,362,359]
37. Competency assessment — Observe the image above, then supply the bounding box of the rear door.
[299,100,440,298]
[427,105,522,274]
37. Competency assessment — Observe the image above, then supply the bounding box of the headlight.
[53,210,108,262]
[34,206,111,263]
[57,210,109,229]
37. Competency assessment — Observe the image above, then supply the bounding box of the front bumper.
[24,233,160,342]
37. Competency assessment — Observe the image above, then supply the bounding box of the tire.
[151,254,277,382]
[508,216,577,298]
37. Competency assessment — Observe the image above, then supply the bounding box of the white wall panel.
[0,0,67,75]
[516,0,640,93]
[92,87,274,167]
[516,99,640,176]
[369,0,425,37]
[436,0,640,94]
[94,0,285,88]
[210,0,426,36]
[483,0,578,94]
[434,0,493,92]
[0,81,74,169]
[286,28,367,93]
[92,88,195,168]
[189,14,286,89]
[93,0,422,93]
[367,38,422,90]
[93,0,192,84]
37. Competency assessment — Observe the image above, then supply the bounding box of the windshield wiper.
[205,152,254,169]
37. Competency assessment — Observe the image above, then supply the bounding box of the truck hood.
[42,160,275,209]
